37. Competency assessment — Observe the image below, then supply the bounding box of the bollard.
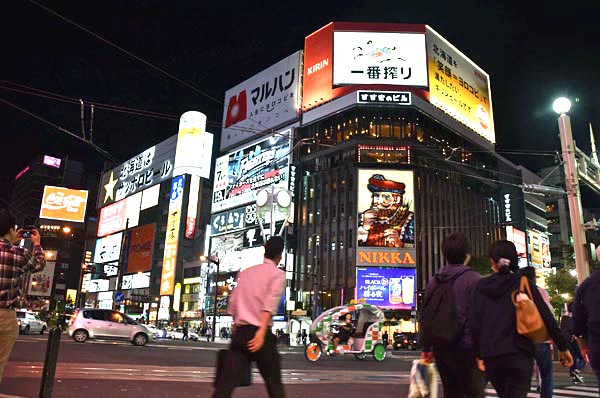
[39,327,61,398]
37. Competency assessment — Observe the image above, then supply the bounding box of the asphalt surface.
[1,334,598,398]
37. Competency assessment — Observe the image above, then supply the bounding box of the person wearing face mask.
[469,240,573,398]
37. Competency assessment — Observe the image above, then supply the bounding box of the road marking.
[484,385,599,398]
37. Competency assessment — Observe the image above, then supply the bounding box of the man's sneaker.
[571,370,584,384]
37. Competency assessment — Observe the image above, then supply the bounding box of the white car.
[16,310,47,334]
[67,308,153,346]
[144,324,168,339]
[168,327,199,341]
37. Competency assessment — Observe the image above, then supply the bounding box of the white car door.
[106,311,134,339]
[27,314,40,332]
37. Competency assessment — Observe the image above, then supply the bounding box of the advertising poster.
[506,226,528,268]
[426,26,495,144]
[356,267,416,309]
[221,51,301,151]
[39,186,88,223]
[98,135,177,208]
[333,31,427,87]
[160,176,185,295]
[93,232,123,264]
[356,170,415,267]
[127,223,155,273]
[212,130,291,213]
[97,194,141,237]
[173,111,213,179]
[527,229,548,268]
[28,261,55,297]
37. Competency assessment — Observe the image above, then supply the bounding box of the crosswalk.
[484,385,599,397]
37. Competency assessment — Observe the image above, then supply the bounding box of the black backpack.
[420,270,471,348]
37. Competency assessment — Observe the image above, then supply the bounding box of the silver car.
[16,310,47,334]
[68,308,153,346]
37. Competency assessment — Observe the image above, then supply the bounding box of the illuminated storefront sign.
[356,267,416,309]
[122,272,151,290]
[28,262,55,297]
[160,176,185,295]
[127,223,155,273]
[98,135,177,208]
[87,278,110,293]
[426,26,495,143]
[528,229,550,268]
[504,193,512,222]
[506,226,528,268]
[221,52,301,151]
[140,184,160,210]
[97,193,141,237]
[173,111,213,179]
[356,90,411,105]
[43,155,62,168]
[93,232,123,264]
[333,31,427,86]
[210,204,257,235]
[39,186,88,223]
[356,169,415,266]
[185,175,201,239]
[212,129,291,212]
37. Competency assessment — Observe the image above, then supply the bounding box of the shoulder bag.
[512,276,550,343]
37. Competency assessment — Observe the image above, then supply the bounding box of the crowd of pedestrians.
[419,232,599,398]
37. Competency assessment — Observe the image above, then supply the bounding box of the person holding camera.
[0,208,46,381]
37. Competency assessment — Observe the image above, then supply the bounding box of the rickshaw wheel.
[372,343,386,362]
[354,352,367,360]
[305,343,322,362]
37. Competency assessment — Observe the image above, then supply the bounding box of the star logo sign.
[103,172,118,203]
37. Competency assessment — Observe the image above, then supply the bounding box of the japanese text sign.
[97,194,140,237]
[333,31,427,87]
[39,186,88,223]
[357,90,411,105]
[160,176,185,295]
[93,232,123,264]
[356,267,416,309]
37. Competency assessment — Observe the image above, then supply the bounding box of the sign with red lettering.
[97,201,126,237]
[356,248,416,267]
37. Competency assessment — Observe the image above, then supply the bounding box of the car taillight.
[404,339,408,343]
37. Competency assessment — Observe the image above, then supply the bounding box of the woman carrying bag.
[469,240,574,398]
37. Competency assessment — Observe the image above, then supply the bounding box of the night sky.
[3,1,600,200]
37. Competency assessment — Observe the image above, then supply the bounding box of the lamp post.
[552,97,590,284]
[200,255,220,342]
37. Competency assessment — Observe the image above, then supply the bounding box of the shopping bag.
[214,349,251,387]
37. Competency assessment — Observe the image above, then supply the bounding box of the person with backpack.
[469,240,573,398]
[420,232,485,397]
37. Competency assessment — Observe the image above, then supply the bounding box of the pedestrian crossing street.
[484,385,599,397]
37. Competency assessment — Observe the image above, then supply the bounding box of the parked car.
[392,333,420,351]
[67,308,153,346]
[168,327,199,341]
[144,324,168,339]
[16,310,47,335]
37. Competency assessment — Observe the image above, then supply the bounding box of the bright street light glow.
[62,226,72,234]
[553,97,571,114]
[569,269,578,277]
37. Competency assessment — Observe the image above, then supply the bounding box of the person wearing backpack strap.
[469,240,573,398]
[420,232,485,397]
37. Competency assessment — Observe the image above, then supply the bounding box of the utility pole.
[114,218,129,310]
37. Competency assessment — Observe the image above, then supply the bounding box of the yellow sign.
[173,283,182,312]
[39,186,88,223]
[357,248,416,266]
[159,176,185,295]
[66,289,77,304]
[426,26,495,144]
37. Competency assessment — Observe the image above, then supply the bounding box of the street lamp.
[255,186,293,239]
[553,97,590,284]
[200,254,220,342]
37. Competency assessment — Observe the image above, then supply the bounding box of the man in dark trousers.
[213,236,286,398]
[573,267,600,388]
[423,232,485,397]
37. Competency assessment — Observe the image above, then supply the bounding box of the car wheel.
[40,326,46,335]
[304,343,322,362]
[372,343,386,362]
[73,329,88,343]
[133,333,148,346]
[354,352,367,360]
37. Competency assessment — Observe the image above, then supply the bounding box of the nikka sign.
[356,247,416,267]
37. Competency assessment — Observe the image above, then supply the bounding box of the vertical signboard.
[356,170,416,266]
[185,175,201,239]
[160,176,185,296]
[221,52,301,151]
[426,26,495,143]
[127,223,155,273]
[173,111,213,179]
[506,226,528,268]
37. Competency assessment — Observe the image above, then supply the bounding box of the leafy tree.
[545,269,577,317]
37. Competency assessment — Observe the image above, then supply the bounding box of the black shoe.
[571,371,584,384]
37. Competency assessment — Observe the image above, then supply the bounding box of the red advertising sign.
[97,200,126,237]
[127,223,155,273]
[185,217,196,239]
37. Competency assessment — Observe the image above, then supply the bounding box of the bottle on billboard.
[402,276,414,305]
[389,278,403,305]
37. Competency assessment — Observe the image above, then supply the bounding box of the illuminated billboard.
[28,261,55,297]
[211,129,291,213]
[127,223,155,273]
[98,135,177,208]
[97,193,141,237]
[39,186,88,223]
[528,229,550,268]
[160,176,185,296]
[356,169,415,266]
[333,31,427,87]
[93,232,123,264]
[43,155,62,168]
[221,51,301,151]
[173,111,213,179]
[506,226,528,268]
[356,267,416,309]
[426,26,495,143]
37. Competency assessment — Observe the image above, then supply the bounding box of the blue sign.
[356,267,416,310]
[114,291,125,303]
[170,175,185,201]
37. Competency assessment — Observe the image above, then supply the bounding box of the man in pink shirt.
[213,236,286,398]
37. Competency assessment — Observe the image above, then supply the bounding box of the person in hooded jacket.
[469,240,573,398]
[425,232,485,397]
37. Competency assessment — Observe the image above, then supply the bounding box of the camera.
[20,225,37,239]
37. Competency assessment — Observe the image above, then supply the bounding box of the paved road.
[1,335,597,397]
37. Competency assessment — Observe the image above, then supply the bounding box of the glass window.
[16,312,25,319]
[108,311,125,323]
[84,310,106,321]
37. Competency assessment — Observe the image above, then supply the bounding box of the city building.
[83,112,213,324]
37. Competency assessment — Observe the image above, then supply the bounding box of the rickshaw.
[304,302,386,362]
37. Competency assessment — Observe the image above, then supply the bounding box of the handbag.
[512,276,550,343]
[214,349,251,388]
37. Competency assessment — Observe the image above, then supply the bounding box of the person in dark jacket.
[424,232,485,397]
[470,240,573,398]
[572,269,600,387]
[560,302,586,383]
